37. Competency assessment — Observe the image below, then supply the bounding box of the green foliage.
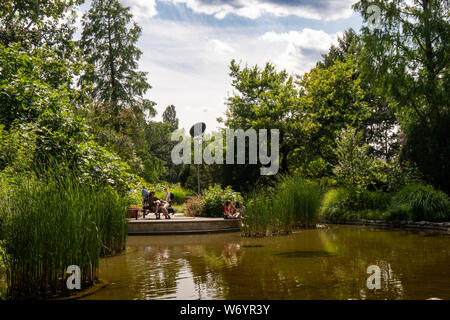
[333,127,383,189]
[242,176,321,236]
[223,59,302,175]
[354,0,450,193]
[241,192,272,237]
[184,196,204,217]
[0,166,128,299]
[155,186,189,205]
[321,187,391,222]
[162,104,179,130]
[202,184,243,218]
[392,184,450,222]
[80,0,153,127]
[383,205,412,222]
[275,175,322,227]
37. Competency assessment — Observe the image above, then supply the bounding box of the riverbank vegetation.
[242,176,322,237]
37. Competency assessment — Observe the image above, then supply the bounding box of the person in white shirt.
[163,187,172,216]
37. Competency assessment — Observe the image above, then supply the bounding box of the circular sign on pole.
[189,122,206,137]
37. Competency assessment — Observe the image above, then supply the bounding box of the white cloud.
[164,0,355,21]
[122,0,158,21]
[134,19,340,131]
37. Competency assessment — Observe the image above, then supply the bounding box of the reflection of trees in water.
[103,229,449,299]
[318,227,450,299]
[127,245,185,299]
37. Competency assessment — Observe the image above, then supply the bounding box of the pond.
[83,225,450,300]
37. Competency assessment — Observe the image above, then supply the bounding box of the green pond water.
[82,225,450,300]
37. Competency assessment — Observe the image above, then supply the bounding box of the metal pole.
[197,163,201,195]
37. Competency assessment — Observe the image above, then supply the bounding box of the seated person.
[223,200,240,219]
[234,200,245,218]
[148,191,170,220]
[163,187,175,215]
[142,186,151,218]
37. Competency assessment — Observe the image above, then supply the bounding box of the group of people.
[223,199,245,219]
[141,186,174,219]
[141,185,245,220]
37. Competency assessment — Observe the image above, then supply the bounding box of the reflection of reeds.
[0,167,128,299]
[242,175,321,236]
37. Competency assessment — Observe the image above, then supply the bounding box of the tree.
[162,104,179,130]
[80,0,154,131]
[0,0,82,58]
[333,127,380,189]
[354,0,450,192]
[294,57,371,176]
[222,60,304,175]
[316,29,400,162]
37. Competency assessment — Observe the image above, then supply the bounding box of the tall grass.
[242,175,321,237]
[391,184,449,222]
[0,167,128,299]
[275,175,322,228]
[241,191,272,236]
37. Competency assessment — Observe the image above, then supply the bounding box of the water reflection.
[84,226,450,300]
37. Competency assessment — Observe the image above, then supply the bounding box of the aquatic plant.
[242,175,321,236]
[0,167,128,299]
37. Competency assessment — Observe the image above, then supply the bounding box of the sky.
[76,0,363,132]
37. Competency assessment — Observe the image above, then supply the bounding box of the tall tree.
[354,0,450,192]
[162,104,179,130]
[80,0,154,131]
[222,59,303,175]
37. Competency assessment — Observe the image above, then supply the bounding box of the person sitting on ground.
[234,200,245,218]
[148,191,170,220]
[223,200,240,219]
[141,186,151,218]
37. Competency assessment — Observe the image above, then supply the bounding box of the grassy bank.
[320,184,450,223]
[0,168,128,299]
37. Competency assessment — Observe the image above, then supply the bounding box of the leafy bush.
[392,184,449,222]
[321,187,391,222]
[383,205,412,221]
[184,196,204,217]
[155,186,190,205]
[201,184,242,217]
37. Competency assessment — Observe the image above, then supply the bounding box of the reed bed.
[242,175,321,237]
[0,168,128,299]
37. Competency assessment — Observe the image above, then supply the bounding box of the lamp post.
[189,122,206,195]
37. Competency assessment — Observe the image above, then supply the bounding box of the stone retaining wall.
[325,219,450,231]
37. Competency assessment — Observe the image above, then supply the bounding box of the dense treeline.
[182,0,449,198]
[0,0,181,190]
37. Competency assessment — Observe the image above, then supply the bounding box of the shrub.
[201,184,242,217]
[155,186,189,205]
[383,205,412,221]
[320,187,391,222]
[184,196,204,217]
[392,184,449,222]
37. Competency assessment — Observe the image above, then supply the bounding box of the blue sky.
[77,0,363,132]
